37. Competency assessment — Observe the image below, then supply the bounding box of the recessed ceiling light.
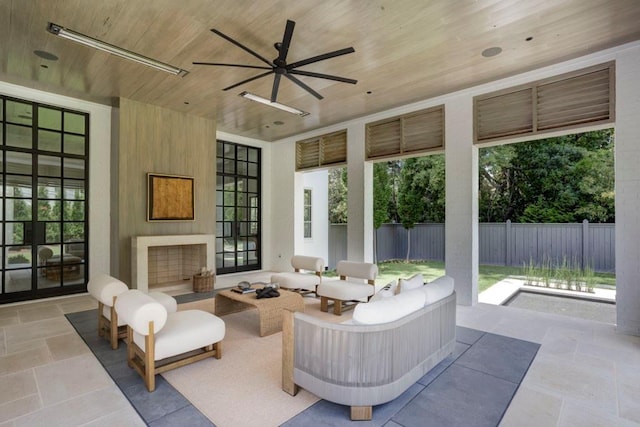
[526,36,533,42]
[34,50,58,61]
[273,121,284,126]
[366,91,373,94]
[481,47,502,58]
[40,64,49,69]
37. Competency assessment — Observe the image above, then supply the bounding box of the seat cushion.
[271,272,320,290]
[317,279,375,301]
[133,310,226,361]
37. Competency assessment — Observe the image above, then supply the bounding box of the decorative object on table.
[256,284,280,299]
[193,267,215,292]
[232,281,257,294]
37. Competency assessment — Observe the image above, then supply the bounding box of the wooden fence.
[328,220,615,273]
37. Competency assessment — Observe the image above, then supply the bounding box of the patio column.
[346,123,374,263]
[444,94,479,306]
[615,46,640,336]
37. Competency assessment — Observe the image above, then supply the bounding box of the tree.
[328,168,347,223]
[373,163,392,262]
[397,158,426,261]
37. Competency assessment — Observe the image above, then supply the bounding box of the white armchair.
[271,255,324,295]
[115,290,225,392]
[316,261,378,315]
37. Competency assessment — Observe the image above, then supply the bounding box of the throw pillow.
[398,273,424,293]
[352,289,426,325]
[370,280,398,302]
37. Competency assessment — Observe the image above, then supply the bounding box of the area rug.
[67,297,539,427]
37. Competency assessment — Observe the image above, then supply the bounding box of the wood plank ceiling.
[1,0,639,141]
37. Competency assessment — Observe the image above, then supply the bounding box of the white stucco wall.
[302,170,329,264]
[0,81,111,279]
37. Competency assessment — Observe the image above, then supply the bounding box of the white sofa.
[87,274,177,349]
[283,275,456,420]
[271,255,324,295]
[115,290,225,392]
[316,261,378,315]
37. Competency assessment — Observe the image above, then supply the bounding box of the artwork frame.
[147,173,195,222]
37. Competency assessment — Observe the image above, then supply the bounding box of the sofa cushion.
[398,273,424,293]
[420,275,455,304]
[370,280,397,302]
[133,310,225,361]
[352,289,426,325]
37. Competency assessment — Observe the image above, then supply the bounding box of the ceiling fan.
[193,19,357,102]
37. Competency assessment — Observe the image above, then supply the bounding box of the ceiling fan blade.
[290,70,357,84]
[271,74,282,102]
[277,20,295,64]
[192,62,272,70]
[222,70,274,91]
[210,28,274,67]
[284,74,323,100]
[287,47,355,70]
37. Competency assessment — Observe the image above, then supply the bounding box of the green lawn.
[327,260,616,292]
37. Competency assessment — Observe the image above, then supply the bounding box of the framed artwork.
[147,173,195,221]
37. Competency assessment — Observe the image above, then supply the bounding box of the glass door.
[1,96,89,304]
[216,141,261,274]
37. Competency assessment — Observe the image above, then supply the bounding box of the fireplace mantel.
[131,234,216,292]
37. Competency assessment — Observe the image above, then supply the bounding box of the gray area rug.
[67,307,539,427]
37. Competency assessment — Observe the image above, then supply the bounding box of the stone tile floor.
[1,272,639,426]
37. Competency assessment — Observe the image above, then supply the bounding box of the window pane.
[237,161,247,176]
[6,100,32,125]
[248,179,257,193]
[304,223,311,238]
[6,246,32,269]
[237,146,247,160]
[5,175,32,197]
[224,159,235,174]
[64,112,85,134]
[63,222,84,242]
[5,270,31,291]
[63,179,84,200]
[38,129,61,152]
[223,143,235,159]
[5,199,32,221]
[248,162,258,177]
[45,223,61,243]
[38,200,61,221]
[216,157,223,172]
[248,148,258,163]
[63,201,85,221]
[38,177,61,199]
[5,223,24,245]
[6,124,32,148]
[63,158,85,179]
[64,134,85,155]
[38,107,61,130]
[38,155,61,177]
[216,140,224,156]
[6,152,32,175]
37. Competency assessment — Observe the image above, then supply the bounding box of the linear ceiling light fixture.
[46,22,188,77]
[239,91,309,117]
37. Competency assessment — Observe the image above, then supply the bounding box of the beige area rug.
[164,296,351,427]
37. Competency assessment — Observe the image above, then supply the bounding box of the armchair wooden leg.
[110,304,119,349]
[351,406,372,421]
[334,299,343,316]
[97,302,105,337]
[145,325,156,392]
[214,341,222,359]
[320,297,329,312]
[126,326,135,369]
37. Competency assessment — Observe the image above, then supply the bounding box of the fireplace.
[131,234,216,292]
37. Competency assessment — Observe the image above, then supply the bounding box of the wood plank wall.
[112,98,216,284]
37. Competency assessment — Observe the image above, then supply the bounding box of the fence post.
[582,219,589,270]
[505,219,512,266]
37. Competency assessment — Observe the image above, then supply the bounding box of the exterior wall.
[614,46,640,335]
[0,80,111,279]
[302,170,329,265]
